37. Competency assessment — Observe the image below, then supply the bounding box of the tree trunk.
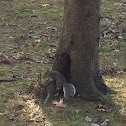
[52,0,112,101]
[43,0,115,103]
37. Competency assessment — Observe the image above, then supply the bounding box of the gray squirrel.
[44,69,76,99]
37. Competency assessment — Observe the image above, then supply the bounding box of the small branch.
[100,96,115,107]
[42,81,56,105]
[37,72,42,85]
[43,93,51,105]
[0,76,25,83]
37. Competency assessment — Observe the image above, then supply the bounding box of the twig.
[0,76,25,83]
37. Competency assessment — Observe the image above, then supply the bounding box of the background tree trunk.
[52,0,112,102]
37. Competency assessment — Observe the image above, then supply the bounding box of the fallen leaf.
[85,116,92,122]
[96,104,112,112]
[52,98,67,108]
[101,119,109,126]
[0,53,11,64]
[41,4,50,7]
[35,39,41,43]
[25,61,33,64]
[0,53,8,58]
[118,36,123,39]
[75,109,80,114]
[92,116,103,124]
[0,111,9,115]
[48,48,57,53]
[91,123,100,126]
[12,52,25,60]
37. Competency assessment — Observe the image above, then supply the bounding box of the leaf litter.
[0,0,126,125]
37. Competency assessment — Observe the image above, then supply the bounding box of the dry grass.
[0,0,126,126]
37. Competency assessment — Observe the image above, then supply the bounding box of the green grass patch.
[39,41,50,47]
[19,4,32,12]
[100,42,126,52]
[115,42,126,51]
[100,45,114,52]
[0,0,126,126]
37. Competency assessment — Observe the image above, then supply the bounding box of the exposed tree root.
[94,72,117,94]
[42,75,116,105]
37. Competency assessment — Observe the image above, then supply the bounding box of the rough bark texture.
[43,0,114,103]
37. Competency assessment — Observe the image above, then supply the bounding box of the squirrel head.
[43,68,52,78]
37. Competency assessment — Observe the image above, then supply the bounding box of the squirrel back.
[44,69,67,90]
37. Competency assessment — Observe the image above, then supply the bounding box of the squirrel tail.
[63,83,76,99]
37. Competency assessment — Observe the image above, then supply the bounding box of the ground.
[0,0,126,126]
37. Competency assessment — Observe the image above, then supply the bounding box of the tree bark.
[43,0,115,103]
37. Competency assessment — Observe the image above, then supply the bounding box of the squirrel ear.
[46,68,51,72]
[49,68,52,71]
